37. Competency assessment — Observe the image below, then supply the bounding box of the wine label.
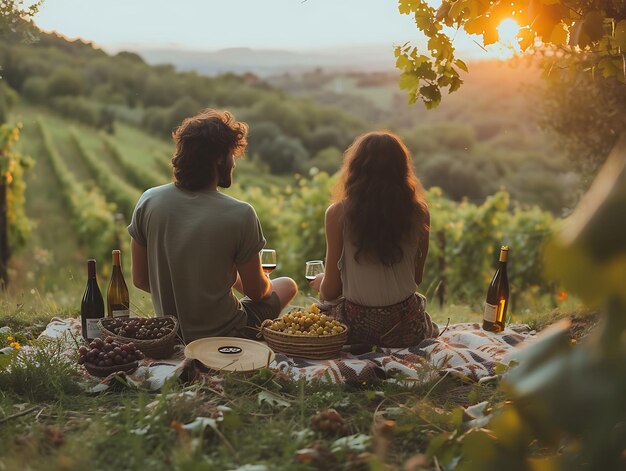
[483,303,497,322]
[112,309,130,318]
[86,319,102,339]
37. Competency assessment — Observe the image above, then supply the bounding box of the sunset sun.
[497,18,521,47]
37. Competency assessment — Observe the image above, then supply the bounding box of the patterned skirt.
[319,293,439,348]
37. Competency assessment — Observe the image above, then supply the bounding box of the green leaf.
[0,348,17,370]
[454,59,468,72]
[257,390,291,409]
[398,71,420,91]
[421,83,442,108]
[549,23,569,46]
[448,76,463,93]
[398,0,413,15]
[464,15,488,35]
[583,11,605,43]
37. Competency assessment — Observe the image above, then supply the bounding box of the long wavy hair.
[171,109,248,191]
[334,131,429,266]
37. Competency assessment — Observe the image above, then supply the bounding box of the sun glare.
[497,18,520,47]
[481,18,522,59]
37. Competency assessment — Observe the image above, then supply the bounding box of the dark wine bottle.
[107,249,130,318]
[482,246,510,332]
[81,259,105,341]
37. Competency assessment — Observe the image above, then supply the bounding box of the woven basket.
[84,361,138,378]
[261,320,348,360]
[98,316,179,359]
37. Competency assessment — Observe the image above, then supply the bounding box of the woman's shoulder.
[326,201,345,220]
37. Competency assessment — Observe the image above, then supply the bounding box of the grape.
[266,305,344,337]
[79,337,146,368]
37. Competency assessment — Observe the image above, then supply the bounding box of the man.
[128,109,297,342]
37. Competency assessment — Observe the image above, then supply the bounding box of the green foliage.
[100,134,166,190]
[396,0,626,108]
[309,147,343,175]
[426,188,555,309]
[0,30,366,174]
[0,123,33,253]
[540,65,626,179]
[229,173,557,305]
[0,0,42,42]
[256,134,309,174]
[46,67,85,98]
[0,337,82,401]
[37,120,117,262]
[68,128,141,219]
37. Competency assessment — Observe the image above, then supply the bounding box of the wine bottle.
[81,259,104,341]
[482,246,510,332]
[107,249,130,318]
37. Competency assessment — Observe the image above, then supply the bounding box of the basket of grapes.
[78,337,144,378]
[261,304,348,360]
[98,316,179,359]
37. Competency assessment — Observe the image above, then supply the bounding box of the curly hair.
[171,109,248,191]
[334,131,429,266]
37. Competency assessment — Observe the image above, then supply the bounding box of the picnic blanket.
[36,318,535,390]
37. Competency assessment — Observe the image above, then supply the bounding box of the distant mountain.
[111,44,400,76]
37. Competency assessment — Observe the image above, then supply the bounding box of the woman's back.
[339,227,419,306]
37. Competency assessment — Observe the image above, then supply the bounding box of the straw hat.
[184,337,275,372]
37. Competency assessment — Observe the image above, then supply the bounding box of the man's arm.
[233,272,244,294]
[131,238,150,293]
[236,252,272,301]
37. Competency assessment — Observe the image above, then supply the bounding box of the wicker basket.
[261,320,348,360]
[98,316,179,359]
[84,361,138,378]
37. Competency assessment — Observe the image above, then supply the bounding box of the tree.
[0,1,41,288]
[0,1,42,42]
[395,0,625,172]
[395,0,625,105]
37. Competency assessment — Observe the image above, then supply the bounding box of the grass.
[0,297,599,470]
[0,341,496,470]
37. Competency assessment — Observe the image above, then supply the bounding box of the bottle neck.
[112,250,121,266]
[499,250,508,263]
[87,260,97,279]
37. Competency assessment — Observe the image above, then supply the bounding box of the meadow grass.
[0,284,597,470]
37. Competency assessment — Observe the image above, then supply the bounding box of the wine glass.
[260,249,277,278]
[305,260,325,283]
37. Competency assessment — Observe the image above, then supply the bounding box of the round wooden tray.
[261,321,348,360]
[83,361,139,378]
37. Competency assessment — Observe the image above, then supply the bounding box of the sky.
[32,0,520,60]
[34,0,425,51]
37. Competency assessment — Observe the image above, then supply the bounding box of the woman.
[309,131,439,347]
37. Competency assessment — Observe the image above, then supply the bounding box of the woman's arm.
[415,207,430,286]
[317,202,344,301]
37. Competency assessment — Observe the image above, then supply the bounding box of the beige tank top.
[338,227,420,307]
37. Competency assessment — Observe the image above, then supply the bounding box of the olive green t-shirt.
[128,183,265,342]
